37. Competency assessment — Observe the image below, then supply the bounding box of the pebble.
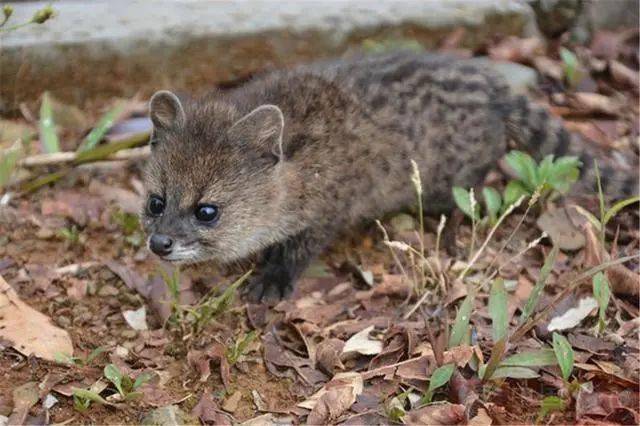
[56,316,71,328]
[35,228,55,240]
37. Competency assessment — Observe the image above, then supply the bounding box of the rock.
[1,0,538,107]
[141,406,198,426]
[97,284,120,297]
[472,57,538,94]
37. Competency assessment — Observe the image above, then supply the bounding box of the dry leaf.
[547,297,598,332]
[0,275,73,361]
[301,372,363,425]
[192,392,232,425]
[342,326,382,356]
[406,403,466,425]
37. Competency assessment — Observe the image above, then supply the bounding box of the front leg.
[244,227,331,303]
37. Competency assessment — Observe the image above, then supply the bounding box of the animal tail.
[505,94,639,200]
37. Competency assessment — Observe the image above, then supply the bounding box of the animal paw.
[243,267,294,303]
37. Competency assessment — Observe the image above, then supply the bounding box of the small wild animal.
[142,52,638,301]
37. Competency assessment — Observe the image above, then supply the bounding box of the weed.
[226,330,258,365]
[56,346,106,366]
[112,210,143,247]
[423,363,455,403]
[559,47,583,90]
[453,151,581,224]
[57,225,83,246]
[0,4,55,33]
[592,272,611,335]
[104,363,153,401]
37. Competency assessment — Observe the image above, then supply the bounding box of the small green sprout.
[103,364,153,401]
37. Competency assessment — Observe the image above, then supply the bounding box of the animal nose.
[149,234,173,256]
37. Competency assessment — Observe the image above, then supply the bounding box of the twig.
[18,146,150,168]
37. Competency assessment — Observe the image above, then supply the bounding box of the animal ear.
[228,104,284,160]
[149,90,185,130]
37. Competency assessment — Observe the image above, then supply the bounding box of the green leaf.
[537,396,566,422]
[519,245,558,325]
[552,332,574,381]
[501,349,558,367]
[545,156,581,193]
[133,372,154,390]
[505,151,538,191]
[452,186,480,221]
[0,140,21,189]
[572,205,602,232]
[72,388,108,405]
[503,180,529,210]
[560,47,582,88]
[489,278,508,343]
[603,196,640,226]
[448,291,474,349]
[86,346,106,364]
[592,272,611,333]
[488,366,540,380]
[104,364,125,396]
[482,187,502,224]
[77,103,125,152]
[39,92,60,153]
[425,363,455,403]
[481,338,506,381]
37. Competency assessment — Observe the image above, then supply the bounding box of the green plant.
[57,225,82,246]
[56,346,106,366]
[0,140,21,191]
[452,151,582,224]
[103,364,153,401]
[552,332,574,382]
[72,388,107,412]
[112,210,143,247]
[574,161,640,245]
[423,363,455,403]
[559,47,583,90]
[0,4,55,33]
[592,272,611,335]
[77,103,126,152]
[226,331,258,365]
[537,396,567,423]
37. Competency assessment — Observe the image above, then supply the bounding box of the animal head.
[141,90,290,264]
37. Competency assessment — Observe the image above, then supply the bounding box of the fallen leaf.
[569,93,622,117]
[300,372,363,424]
[609,60,640,89]
[488,37,544,63]
[547,297,598,332]
[192,392,231,425]
[316,338,345,375]
[187,344,231,389]
[0,275,73,361]
[468,408,492,426]
[406,403,466,425]
[89,180,142,214]
[342,326,383,356]
[122,306,148,331]
[222,391,242,414]
[8,382,39,426]
[536,208,585,250]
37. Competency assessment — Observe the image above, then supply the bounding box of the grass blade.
[448,291,474,349]
[424,363,455,403]
[501,349,557,367]
[603,196,640,226]
[77,103,125,152]
[552,332,574,381]
[519,245,558,325]
[39,92,60,153]
[489,278,508,343]
[488,366,539,380]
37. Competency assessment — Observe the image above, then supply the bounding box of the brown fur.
[142,52,638,301]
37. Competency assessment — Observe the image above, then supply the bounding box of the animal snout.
[149,233,174,256]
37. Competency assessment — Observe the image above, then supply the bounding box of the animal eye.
[195,204,219,223]
[147,195,165,216]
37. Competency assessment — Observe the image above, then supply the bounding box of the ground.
[0,27,638,425]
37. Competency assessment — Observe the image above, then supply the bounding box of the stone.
[471,57,538,94]
[141,406,198,426]
[97,284,119,297]
[1,0,539,108]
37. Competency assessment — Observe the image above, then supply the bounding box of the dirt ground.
[0,27,639,425]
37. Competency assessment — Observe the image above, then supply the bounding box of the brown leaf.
[609,60,640,89]
[533,56,564,81]
[9,382,39,426]
[192,392,232,426]
[316,338,345,375]
[187,343,231,389]
[0,275,73,361]
[590,31,624,61]
[300,372,363,425]
[41,190,102,226]
[406,403,466,425]
[536,208,585,250]
[372,274,411,298]
[89,180,142,214]
[569,92,622,117]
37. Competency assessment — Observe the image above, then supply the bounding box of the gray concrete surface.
[1,0,538,108]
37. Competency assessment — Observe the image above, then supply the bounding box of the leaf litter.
[0,25,638,426]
